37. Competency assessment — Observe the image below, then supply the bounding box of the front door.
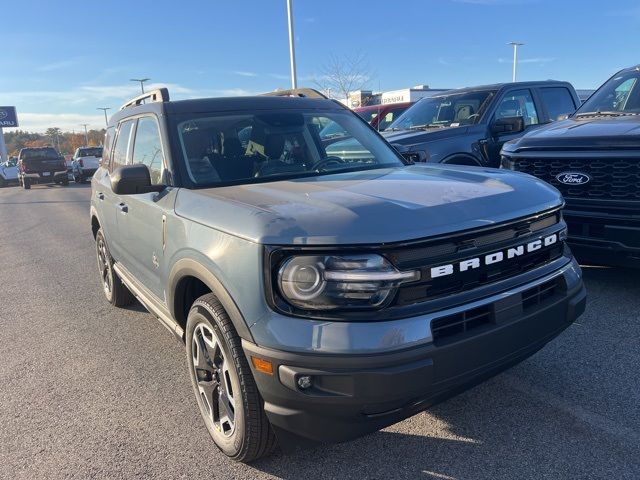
[115,116,171,301]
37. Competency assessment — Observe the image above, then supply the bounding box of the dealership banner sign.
[0,107,18,127]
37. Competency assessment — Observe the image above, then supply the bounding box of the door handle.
[117,202,128,214]
[96,192,104,201]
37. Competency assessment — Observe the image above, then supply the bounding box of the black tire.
[186,294,277,462]
[0,176,5,188]
[22,178,31,190]
[442,155,482,167]
[95,228,135,307]
[61,177,69,186]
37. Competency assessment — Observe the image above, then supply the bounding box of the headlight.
[277,254,420,311]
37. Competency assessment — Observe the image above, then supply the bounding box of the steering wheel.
[311,156,347,171]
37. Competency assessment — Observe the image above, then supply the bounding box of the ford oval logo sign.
[556,172,591,185]
[0,110,7,120]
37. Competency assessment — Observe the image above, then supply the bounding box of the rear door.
[116,115,174,300]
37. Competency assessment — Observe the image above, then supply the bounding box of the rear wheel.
[61,177,69,186]
[186,294,277,462]
[95,228,134,307]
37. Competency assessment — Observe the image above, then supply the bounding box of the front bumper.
[243,259,585,446]
[564,208,640,268]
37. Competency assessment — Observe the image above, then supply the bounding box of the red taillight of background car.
[79,159,84,167]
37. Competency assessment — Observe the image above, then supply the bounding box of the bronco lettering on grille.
[430,233,558,278]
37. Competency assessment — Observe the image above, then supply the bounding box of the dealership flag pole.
[287,0,298,89]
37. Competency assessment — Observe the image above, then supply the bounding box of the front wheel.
[22,178,31,190]
[186,294,276,462]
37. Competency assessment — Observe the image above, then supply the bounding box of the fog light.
[297,375,312,389]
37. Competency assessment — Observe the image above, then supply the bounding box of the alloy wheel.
[192,323,236,437]
[96,237,112,296]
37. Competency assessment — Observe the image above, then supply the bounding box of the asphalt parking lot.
[0,183,639,480]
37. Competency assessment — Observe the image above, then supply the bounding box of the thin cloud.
[36,58,80,72]
[17,112,105,133]
[452,0,533,4]
[497,57,556,64]
[230,70,259,77]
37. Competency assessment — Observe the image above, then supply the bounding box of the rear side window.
[132,117,165,185]
[540,87,577,121]
[102,127,115,167]
[111,120,135,171]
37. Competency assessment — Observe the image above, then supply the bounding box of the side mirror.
[491,116,524,135]
[111,164,164,195]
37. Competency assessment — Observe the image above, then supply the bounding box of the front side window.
[111,120,135,171]
[495,89,539,126]
[132,117,165,185]
[389,90,496,130]
[540,87,576,121]
[578,69,640,114]
[173,110,404,188]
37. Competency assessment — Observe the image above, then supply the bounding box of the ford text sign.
[0,107,18,127]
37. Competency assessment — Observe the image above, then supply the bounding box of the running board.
[113,262,184,340]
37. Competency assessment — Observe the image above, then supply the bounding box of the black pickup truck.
[382,81,580,168]
[18,147,68,189]
[502,65,640,268]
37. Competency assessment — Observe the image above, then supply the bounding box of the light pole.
[286,0,297,89]
[81,124,89,146]
[130,78,150,94]
[508,42,524,82]
[97,107,111,127]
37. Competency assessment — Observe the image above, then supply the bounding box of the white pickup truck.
[71,146,102,183]
[0,158,19,187]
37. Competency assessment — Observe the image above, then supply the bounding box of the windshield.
[21,147,59,160]
[578,69,640,115]
[174,110,405,188]
[388,90,496,130]
[78,147,102,157]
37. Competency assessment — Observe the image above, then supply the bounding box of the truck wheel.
[61,177,69,186]
[186,294,277,462]
[95,229,134,307]
[23,178,31,190]
[0,176,5,188]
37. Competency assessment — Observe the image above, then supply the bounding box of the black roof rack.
[120,88,170,111]
[261,88,328,99]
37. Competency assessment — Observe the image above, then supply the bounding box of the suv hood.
[505,115,640,151]
[175,165,561,245]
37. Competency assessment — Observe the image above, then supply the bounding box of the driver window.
[495,89,539,126]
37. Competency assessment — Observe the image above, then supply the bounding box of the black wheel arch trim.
[441,153,483,166]
[167,258,254,342]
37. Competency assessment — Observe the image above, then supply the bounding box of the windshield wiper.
[575,111,640,118]
[408,123,449,130]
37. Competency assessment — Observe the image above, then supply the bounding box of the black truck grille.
[513,156,640,201]
[387,210,565,306]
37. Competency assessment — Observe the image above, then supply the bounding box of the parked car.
[502,65,640,268]
[0,157,19,187]
[381,81,580,167]
[72,146,102,183]
[353,102,413,131]
[17,147,68,189]
[91,87,585,462]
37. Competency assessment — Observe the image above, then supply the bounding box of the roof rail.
[119,87,170,111]
[261,88,328,99]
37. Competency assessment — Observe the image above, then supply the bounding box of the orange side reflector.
[251,356,274,375]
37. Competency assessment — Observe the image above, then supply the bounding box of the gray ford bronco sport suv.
[90,87,586,462]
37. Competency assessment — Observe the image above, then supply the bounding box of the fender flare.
[167,258,254,342]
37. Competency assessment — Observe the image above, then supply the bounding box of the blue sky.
[1,0,639,132]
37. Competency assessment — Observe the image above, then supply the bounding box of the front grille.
[387,210,564,306]
[513,156,640,201]
[431,278,560,344]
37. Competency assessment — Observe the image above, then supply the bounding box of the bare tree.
[314,53,372,101]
